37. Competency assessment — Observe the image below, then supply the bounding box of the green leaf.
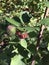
[22,26,39,33]
[39,18,49,26]
[20,39,27,48]
[16,26,39,32]
[45,1,49,7]
[17,26,34,32]
[27,44,36,55]
[5,17,21,27]
[23,26,34,33]
[10,55,25,65]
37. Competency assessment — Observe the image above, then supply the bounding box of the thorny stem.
[31,7,49,65]
[36,25,45,51]
[36,7,49,51]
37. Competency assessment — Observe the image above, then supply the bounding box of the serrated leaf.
[10,55,25,65]
[39,18,49,26]
[5,17,21,27]
[20,39,27,48]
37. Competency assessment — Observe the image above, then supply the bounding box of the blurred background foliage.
[0,0,49,65]
[0,0,46,20]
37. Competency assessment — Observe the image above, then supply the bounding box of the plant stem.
[31,7,48,65]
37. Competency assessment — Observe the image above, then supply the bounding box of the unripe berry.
[7,25,16,36]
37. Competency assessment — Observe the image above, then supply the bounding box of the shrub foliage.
[0,0,49,65]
